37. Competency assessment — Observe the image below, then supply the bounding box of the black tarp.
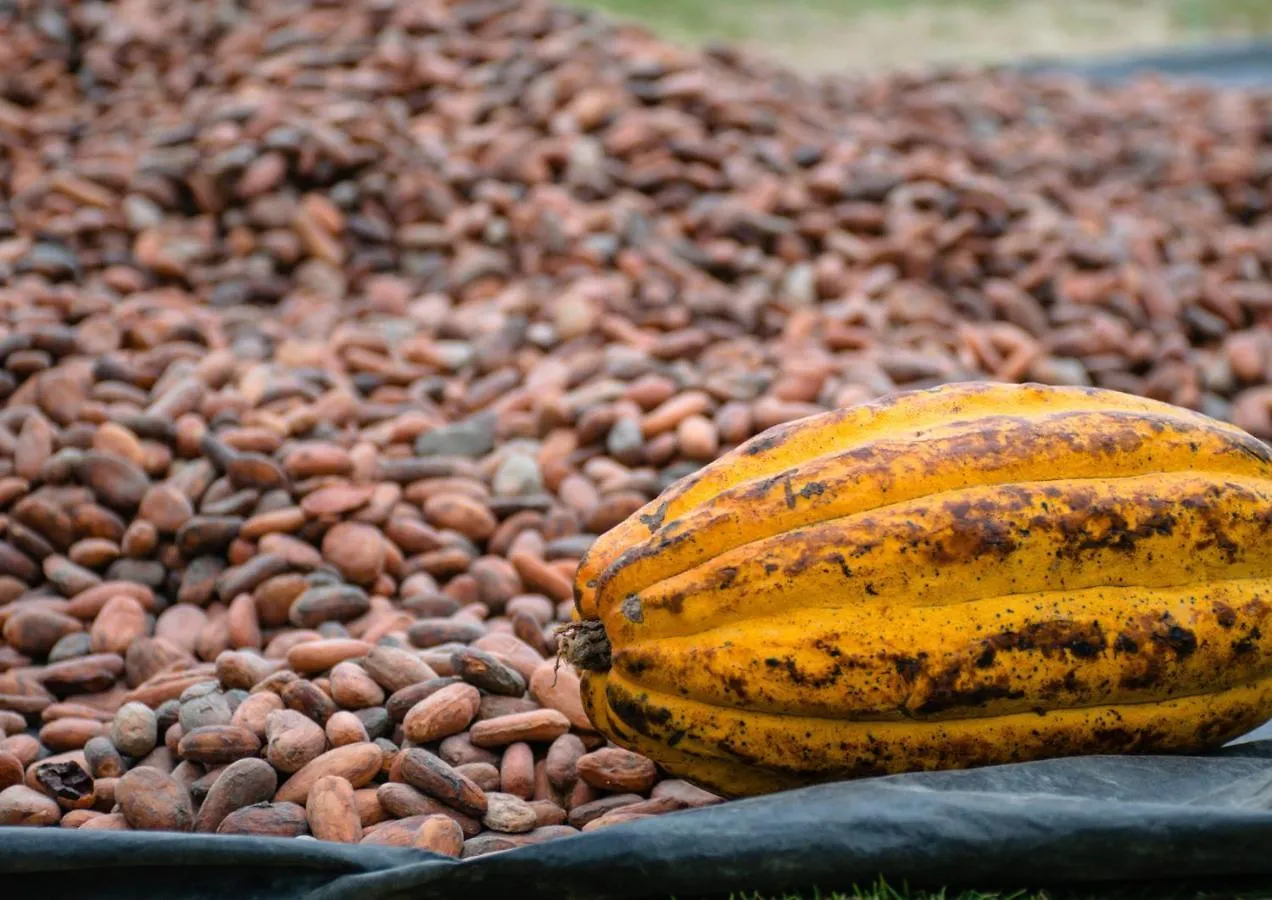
[1017,38,1272,88]
[11,738,1272,898]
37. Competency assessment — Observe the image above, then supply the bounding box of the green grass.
[572,0,1012,43]
[730,885,1037,900]
[730,887,1035,900]
[568,0,1272,73]
[1172,0,1272,35]
[703,878,1272,899]
[574,0,1272,39]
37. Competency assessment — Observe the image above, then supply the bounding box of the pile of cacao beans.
[2,0,1272,857]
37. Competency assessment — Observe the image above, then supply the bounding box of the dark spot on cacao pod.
[1120,671,1159,691]
[1235,625,1262,656]
[605,683,673,740]
[1204,525,1241,564]
[621,595,643,624]
[1214,602,1237,629]
[715,736,767,769]
[743,429,786,456]
[773,654,847,691]
[913,681,1026,715]
[799,482,826,501]
[597,531,693,600]
[1152,623,1197,659]
[893,655,925,680]
[716,567,737,589]
[1231,435,1272,464]
[929,516,1019,566]
[1113,633,1140,654]
[619,654,653,677]
[637,501,668,534]
[826,553,852,578]
[985,620,1107,661]
[813,639,842,660]
[1092,727,1137,749]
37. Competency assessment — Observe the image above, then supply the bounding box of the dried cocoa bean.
[275,743,383,805]
[116,766,194,831]
[396,748,488,818]
[306,775,363,844]
[195,758,279,832]
[217,801,309,837]
[413,814,465,856]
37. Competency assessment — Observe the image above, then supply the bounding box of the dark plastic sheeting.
[10,40,1272,898]
[1018,38,1272,87]
[9,739,1272,898]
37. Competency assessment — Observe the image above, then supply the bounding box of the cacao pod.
[566,382,1272,798]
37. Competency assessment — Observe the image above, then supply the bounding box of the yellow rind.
[608,472,1272,643]
[571,383,1272,798]
[596,412,1272,621]
[585,670,1272,798]
[575,382,1265,618]
[613,577,1272,720]
[580,673,805,797]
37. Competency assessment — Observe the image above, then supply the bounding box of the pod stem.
[556,619,612,673]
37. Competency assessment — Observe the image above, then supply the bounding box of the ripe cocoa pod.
[570,383,1272,797]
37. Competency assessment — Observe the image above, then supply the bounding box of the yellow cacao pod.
[566,382,1272,798]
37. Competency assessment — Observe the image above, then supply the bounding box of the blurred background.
[571,0,1272,73]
